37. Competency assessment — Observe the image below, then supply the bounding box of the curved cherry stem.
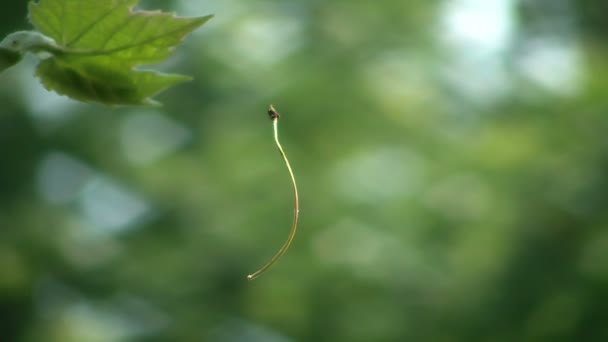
[247,105,300,281]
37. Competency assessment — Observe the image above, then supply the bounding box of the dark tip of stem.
[268,104,280,120]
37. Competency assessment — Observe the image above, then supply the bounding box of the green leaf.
[36,55,190,106]
[24,0,211,105]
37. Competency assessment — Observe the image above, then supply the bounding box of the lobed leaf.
[24,0,211,105]
[36,55,190,105]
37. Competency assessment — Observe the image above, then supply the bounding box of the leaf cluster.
[0,0,211,105]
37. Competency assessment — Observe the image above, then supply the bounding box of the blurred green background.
[1,0,608,341]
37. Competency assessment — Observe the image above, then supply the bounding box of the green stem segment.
[247,105,300,281]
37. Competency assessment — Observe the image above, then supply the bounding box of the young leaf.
[36,55,190,106]
[0,0,212,105]
[29,0,212,65]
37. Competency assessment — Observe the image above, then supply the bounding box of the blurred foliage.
[1,0,608,341]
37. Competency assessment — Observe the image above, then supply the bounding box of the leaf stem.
[247,105,300,281]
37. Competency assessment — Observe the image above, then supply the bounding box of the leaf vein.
[100,19,204,58]
[99,16,132,49]
[66,0,132,47]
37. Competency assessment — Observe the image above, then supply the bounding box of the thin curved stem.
[247,105,300,281]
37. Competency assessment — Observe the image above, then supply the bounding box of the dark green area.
[1,0,608,341]
[0,48,22,73]
[36,56,190,106]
